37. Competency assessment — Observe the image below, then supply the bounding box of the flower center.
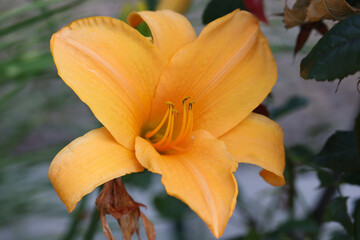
[145,98,195,153]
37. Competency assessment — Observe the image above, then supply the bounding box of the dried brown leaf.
[284,0,310,28]
[284,0,360,28]
[294,21,328,55]
[306,0,360,22]
[294,23,313,55]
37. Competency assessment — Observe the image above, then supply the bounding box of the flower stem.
[62,196,87,240]
[83,205,100,240]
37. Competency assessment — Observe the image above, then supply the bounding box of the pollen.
[145,98,195,152]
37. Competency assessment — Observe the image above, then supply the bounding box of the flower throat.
[145,98,194,153]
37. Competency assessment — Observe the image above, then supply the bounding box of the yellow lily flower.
[49,9,285,238]
[156,0,192,13]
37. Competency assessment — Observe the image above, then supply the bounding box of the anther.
[182,97,190,104]
[188,101,195,109]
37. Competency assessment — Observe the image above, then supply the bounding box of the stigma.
[145,98,195,153]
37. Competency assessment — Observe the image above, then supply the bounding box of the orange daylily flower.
[49,9,285,238]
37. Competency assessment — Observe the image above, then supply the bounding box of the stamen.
[173,101,194,145]
[145,102,172,139]
[147,99,195,153]
[157,109,176,151]
[182,97,190,104]
[152,105,174,148]
[182,101,194,140]
[172,98,189,145]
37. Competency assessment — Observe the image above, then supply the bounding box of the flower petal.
[220,113,285,186]
[49,127,144,212]
[135,130,238,238]
[150,10,277,137]
[127,10,196,60]
[51,16,164,150]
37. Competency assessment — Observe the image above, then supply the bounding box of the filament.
[147,98,195,153]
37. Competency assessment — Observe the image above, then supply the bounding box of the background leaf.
[301,15,360,81]
[314,131,360,173]
[153,194,189,220]
[324,197,354,236]
[270,96,308,120]
[146,0,158,10]
[355,112,360,157]
[121,170,153,190]
[202,0,246,24]
[330,231,354,240]
[354,199,360,240]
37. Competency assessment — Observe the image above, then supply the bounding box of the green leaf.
[286,144,314,165]
[202,0,246,24]
[301,15,360,81]
[270,96,308,120]
[314,131,360,174]
[135,22,152,38]
[317,169,337,188]
[153,194,189,220]
[146,0,158,10]
[316,169,360,187]
[355,112,360,158]
[330,231,354,240]
[341,173,360,186]
[268,219,319,238]
[62,196,87,240]
[355,199,360,240]
[324,197,354,236]
[121,170,153,190]
[228,228,262,240]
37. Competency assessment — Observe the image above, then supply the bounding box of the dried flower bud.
[96,178,155,240]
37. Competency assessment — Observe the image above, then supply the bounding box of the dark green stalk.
[312,186,336,223]
[174,219,185,240]
[286,156,296,218]
[83,206,100,240]
[62,197,87,240]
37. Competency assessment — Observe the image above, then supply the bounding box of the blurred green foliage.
[202,0,246,24]
[0,1,94,239]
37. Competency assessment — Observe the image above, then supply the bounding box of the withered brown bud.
[96,178,155,240]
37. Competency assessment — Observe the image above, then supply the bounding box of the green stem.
[174,219,185,240]
[83,206,100,240]
[287,157,296,218]
[62,197,87,240]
